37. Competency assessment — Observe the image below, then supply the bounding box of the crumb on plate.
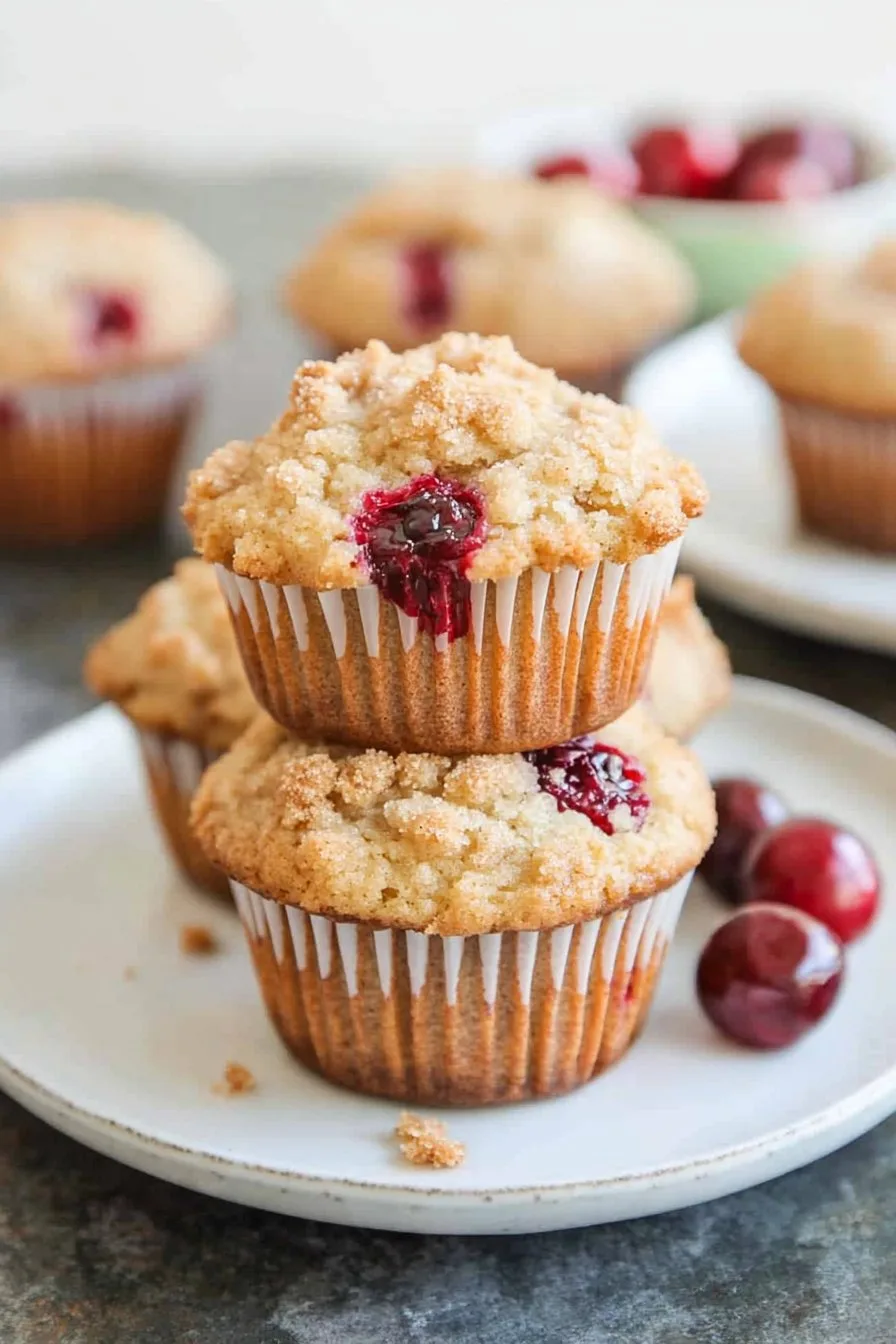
[180,923,219,956]
[395,1111,465,1169]
[123,965,137,982]
[214,1061,256,1096]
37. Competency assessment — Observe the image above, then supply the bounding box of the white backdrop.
[0,0,893,167]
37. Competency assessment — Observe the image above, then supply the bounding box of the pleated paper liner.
[139,730,230,899]
[231,872,693,1106]
[779,397,896,554]
[0,361,202,546]
[215,539,682,754]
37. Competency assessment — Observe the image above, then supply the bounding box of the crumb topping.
[646,576,731,740]
[283,170,695,369]
[0,200,231,384]
[739,238,896,413]
[395,1112,465,1169]
[214,1062,256,1096]
[84,558,257,751]
[191,704,715,935]
[179,924,219,956]
[184,333,706,585]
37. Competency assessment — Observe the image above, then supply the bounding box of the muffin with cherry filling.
[184,333,706,754]
[85,559,257,897]
[739,237,896,553]
[646,576,730,739]
[192,703,715,1104]
[0,200,231,545]
[283,169,695,395]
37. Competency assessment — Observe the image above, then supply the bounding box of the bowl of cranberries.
[474,107,895,314]
[694,776,882,1050]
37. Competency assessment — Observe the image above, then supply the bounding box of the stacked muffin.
[177,332,715,1105]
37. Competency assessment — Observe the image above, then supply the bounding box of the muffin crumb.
[214,1062,256,1096]
[395,1111,465,1168]
[180,923,218,956]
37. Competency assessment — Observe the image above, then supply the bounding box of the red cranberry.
[353,474,486,642]
[402,244,452,332]
[732,155,833,203]
[738,123,859,191]
[631,124,739,198]
[743,818,881,944]
[524,739,650,836]
[699,778,789,904]
[82,290,140,346]
[534,149,640,198]
[697,904,844,1049]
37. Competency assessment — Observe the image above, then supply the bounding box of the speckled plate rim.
[1,682,896,1234]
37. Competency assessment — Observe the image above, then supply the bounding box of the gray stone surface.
[0,169,894,1343]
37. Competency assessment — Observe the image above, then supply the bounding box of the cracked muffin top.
[84,559,256,751]
[0,200,231,385]
[191,703,715,935]
[184,332,706,587]
[283,169,695,372]
[738,237,896,413]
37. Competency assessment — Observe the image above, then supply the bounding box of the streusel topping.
[184,333,706,585]
[0,201,231,384]
[739,238,896,413]
[191,704,715,935]
[283,170,695,369]
[84,559,256,750]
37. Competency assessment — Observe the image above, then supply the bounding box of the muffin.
[184,333,706,754]
[0,201,231,546]
[192,704,716,1104]
[739,237,896,553]
[84,558,257,897]
[283,170,696,395]
[646,577,731,739]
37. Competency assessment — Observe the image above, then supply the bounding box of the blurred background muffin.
[283,170,695,395]
[0,201,231,547]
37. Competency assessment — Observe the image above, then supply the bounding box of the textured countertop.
[0,168,895,1344]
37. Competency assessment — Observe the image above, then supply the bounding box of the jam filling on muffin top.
[402,243,453,331]
[81,290,141,349]
[524,738,650,835]
[353,474,486,642]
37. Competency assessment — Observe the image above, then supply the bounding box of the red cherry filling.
[742,818,881,944]
[696,904,844,1049]
[81,290,140,348]
[402,244,453,332]
[524,739,650,836]
[352,474,486,642]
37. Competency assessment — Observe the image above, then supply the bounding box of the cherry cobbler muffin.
[192,704,715,1104]
[646,577,730,739]
[739,237,896,553]
[85,559,257,897]
[0,200,231,545]
[184,333,706,753]
[283,170,696,395]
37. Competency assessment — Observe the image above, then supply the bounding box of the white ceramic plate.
[0,680,895,1235]
[626,316,896,654]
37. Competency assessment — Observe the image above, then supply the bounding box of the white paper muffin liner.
[230,871,692,1105]
[216,538,682,753]
[778,396,896,553]
[0,360,202,546]
[139,729,229,899]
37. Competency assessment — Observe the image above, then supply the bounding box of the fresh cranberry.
[82,290,140,346]
[631,124,740,198]
[353,474,486,642]
[737,123,859,191]
[534,149,641,198]
[524,738,650,835]
[743,818,881,944]
[699,778,789,904]
[402,244,452,332]
[697,904,844,1049]
[731,155,833,202]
